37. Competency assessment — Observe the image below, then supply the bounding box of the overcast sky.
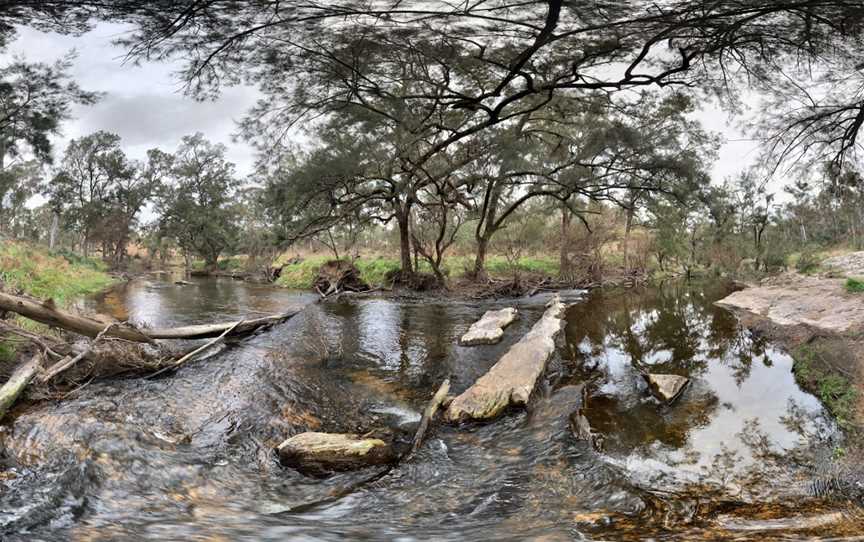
[4,23,260,177]
[3,22,760,186]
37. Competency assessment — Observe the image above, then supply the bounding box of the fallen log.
[147,320,243,378]
[445,295,567,423]
[0,353,41,423]
[0,291,298,342]
[277,432,395,475]
[0,291,152,342]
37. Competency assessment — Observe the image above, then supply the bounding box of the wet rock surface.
[445,297,566,422]
[277,432,395,474]
[459,307,518,345]
[645,373,689,403]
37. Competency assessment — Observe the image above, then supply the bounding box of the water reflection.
[567,282,834,496]
[0,279,855,540]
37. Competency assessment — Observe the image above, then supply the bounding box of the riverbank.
[716,259,864,469]
[0,241,116,363]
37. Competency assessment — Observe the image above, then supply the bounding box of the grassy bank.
[792,340,859,432]
[274,254,560,289]
[0,241,116,362]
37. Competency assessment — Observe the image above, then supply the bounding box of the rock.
[277,432,394,474]
[174,280,192,285]
[716,274,864,333]
[644,373,689,403]
[445,295,567,423]
[822,251,864,277]
[459,307,518,345]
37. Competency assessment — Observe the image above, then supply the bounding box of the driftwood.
[37,323,116,383]
[0,353,41,422]
[406,378,450,460]
[0,291,297,342]
[148,320,243,378]
[281,377,452,512]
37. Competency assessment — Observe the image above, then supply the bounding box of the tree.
[157,133,240,271]
[113,1,864,168]
[46,131,134,257]
[0,53,99,238]
[102,148,172,267]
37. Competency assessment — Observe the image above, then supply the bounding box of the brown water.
[0,276,860,540]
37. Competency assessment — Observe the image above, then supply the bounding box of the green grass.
[274,254,560,289]
[1,241,116,360]
[845,277,864,293]
[793,343,858,431]
[0,242,115,306]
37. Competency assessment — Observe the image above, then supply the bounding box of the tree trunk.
[559,206,572,278]
[396,206,413,279]
[473,235,490,279]
[623,206,634,273]
[49,211,59,251]
[0,290,299,342]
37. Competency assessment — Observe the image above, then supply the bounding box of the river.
[0,275,860,540]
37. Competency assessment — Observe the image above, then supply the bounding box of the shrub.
[845,277,864,293]
[795,248,822,274]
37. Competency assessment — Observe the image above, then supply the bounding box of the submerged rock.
[459,307,519,345]
[277,432,394,474]
[445,296,567,422]
[644,373,689,404]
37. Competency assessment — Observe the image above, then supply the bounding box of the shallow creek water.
[0,276,860,540]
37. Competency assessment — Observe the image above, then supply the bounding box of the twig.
[148,320,244,378]
[0,320,64,360]
[38,323,117,383]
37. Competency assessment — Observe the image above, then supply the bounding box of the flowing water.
[0,276,861,540]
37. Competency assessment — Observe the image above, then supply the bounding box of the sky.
[3,23,260,177]
[3,22,761,192]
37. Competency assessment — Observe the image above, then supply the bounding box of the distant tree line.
[2,1,864,284]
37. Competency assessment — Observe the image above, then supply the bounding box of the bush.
[795,248,822,274]
[846,277,864,293]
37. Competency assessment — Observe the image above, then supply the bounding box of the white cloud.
[2,23,261,177]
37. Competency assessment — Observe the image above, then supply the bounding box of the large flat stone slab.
[459,307,518,345]
[445,296,567,423]
[716,274,863,333]
[277,432,394,474]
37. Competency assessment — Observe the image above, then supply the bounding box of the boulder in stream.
[459,307,518,345]
[445,295,567,423]
[277,431,395,474]
[644,373,689,404]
